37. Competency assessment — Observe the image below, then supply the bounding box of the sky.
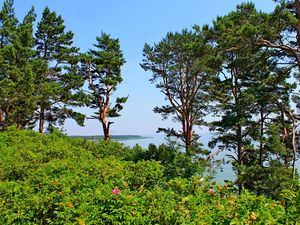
[11,0,277,136]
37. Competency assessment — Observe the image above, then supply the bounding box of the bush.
[0,129,299,224]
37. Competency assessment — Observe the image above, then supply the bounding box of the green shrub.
[0,129,299,224]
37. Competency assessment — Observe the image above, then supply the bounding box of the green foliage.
[0,1,37,129]
[34,6,86,132]
[132,143,206,180]
[0,2,87,131]
[141,29,221,154]
[0,129,299,224]
[81,32,127,141]
[206,2,297,196]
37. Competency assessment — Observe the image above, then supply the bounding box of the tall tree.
[255,0,300,179]
[83,32,127,142]
[0,0,36,129]
[11,7,37,129]
[141,29,220,156]
[258,0,300,71]
[0,0,18,129]
[209,2,296,195]
[0,0,17,48]
[34,7,86,133]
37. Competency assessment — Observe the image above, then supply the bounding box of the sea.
[118,134,300,183]
[118,134,236,183]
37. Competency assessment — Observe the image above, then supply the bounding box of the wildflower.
[112,188,121,195]
[209,188,215,195]
[66,201,73,208]
[250,212,257,221]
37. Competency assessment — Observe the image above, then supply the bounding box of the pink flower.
[112,188,121,195]
[209,188,215,195]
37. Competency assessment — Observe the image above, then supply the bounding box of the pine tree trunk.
[21,119,27,129]
[279,105,289,167]
[101,121,110,143]
[100,107,111,143]
[5,105,9,128]
[39,106,45,134]
[104,127,110,143]
[259,108,264,167]
[237,124,243,165]
[0,108,4,129]
[185,123,193,156]
[287,109,297,179]
[182,119,188,152]
[17,114,21,129]
[291,123,297,179]
[295,0,300,50]
[237,124,243,195]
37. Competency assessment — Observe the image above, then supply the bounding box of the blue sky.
[12,0,276,135]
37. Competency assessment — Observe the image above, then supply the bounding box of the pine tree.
[0,0,34,129]
[209,3,297,195]
[141,29,220,156]
[83,32,127,142]
[34,7,86,133]
[11,7,37,129]
[0,0,17,129]
[257,0,300,179]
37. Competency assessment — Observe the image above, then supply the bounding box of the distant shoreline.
[69,135,153,141]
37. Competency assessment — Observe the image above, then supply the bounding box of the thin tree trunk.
[295,0,300,49]
[39,106,45,134]
[21,119,27,129]
[100,120,113,143]
[259,108,264,167]
[237,123,244,195]
[0,108,4,129]
[291,122,297,179]
[182,113,187,149]
[286,109,298,179]
[101,121,110,143]
[5,105,10,129]
[237,124,243,165]
[185,121,193,156]
[100,103,111,143]
[17,114,21,129]
[279,104,289,167]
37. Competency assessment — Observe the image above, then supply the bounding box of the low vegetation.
[0,128,299,224]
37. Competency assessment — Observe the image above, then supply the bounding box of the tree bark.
[0,108,4,129]
[259,108,264,167]
[286,109,298,179]
[39,106,45,134]
[101,120,110,143]
[279,104,289,167]
[237,124,243,165]
[291,121,297,179]
[185,121,193,155]
[100,101,111,143]
[295,0,300,48]
[17,114,21,130]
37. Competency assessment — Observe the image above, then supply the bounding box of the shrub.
[0,129,299,224]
